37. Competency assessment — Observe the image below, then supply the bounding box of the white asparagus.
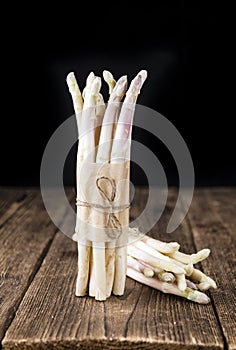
[176,273,187,292]
[133,240,174,262]
[111,71,147,160]
[128,228,180,254]
[68,69,216,305]
[127,244,185,275]
[157,271,176,283]
[132,240,187,283]
[186,279,198,290]
[85,77,108,301]
[168,249,210,264]
[191,268,217,290]
[141,235,180,254]
[66,72,83,115]
[103,70,116,94]
[82,72,95,100]
[112,72,147,295]
[127,255,154,277]
[137,260,176,282]
[96,75,128,163]
[66,73,84,238]
[66,72,90,297]
[76,76,103,298]
[168,257,194,276]
[93,75,128,298]
[126,268,210,304]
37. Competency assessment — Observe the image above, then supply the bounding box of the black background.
[1,3,234,187]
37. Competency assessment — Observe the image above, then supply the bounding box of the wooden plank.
[3,188,224,349]
[0,188,35,227]
[0,189,74,344]
[186,188,236,350]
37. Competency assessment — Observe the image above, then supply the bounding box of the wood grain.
[186,188,236,350]
[0,189,73,344]
[0,188,34,228]
[2,188,224,349]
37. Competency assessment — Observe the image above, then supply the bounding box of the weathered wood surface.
[1,188,232,349]
[186,188,236,350]
[0,188,74,345]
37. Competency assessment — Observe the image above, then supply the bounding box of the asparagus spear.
[76,76,103,297]
[94,75,128,298]
[141,235,180,254]
[186,279,198,290]
[127,255,155,277]
[111,71,148,296]
[157,271,176,283]
[127,268,210,304]
[66,72,83,115]
[82,72,95,100]
[66,72,90,296]
[88,75,128,300]
[103,70,116,94]
[190,268,217,291]
[127,244,185,275]
[96,75,128,163]
[168,248,210,264]
[128,227,180,254]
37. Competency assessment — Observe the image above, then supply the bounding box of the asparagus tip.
[91,77,101,96]
[66,72,75,83]
[143,268,154,278]
[170,242,180,249]
[187,289,211,304]
[198,277,217,290]
[103,70,114,82]
[191,248,211,263]
[113,75,128,97]
[138,69,148,82]
[86,71,95,83]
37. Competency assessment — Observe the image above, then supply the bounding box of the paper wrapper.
[76,160,130,247]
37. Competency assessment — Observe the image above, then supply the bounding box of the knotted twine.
[76,175,129,239]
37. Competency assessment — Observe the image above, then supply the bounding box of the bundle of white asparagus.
[67,69,217,304]
[67,69,147,301]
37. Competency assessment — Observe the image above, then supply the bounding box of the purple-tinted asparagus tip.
[113,75,128,97]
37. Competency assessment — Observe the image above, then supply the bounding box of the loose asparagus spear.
[127,255,154,277]
[190,268,217,291]
[127,244,185,275]
[157,271,176,283]
[168,249,210,264]
[127,268,210,304]
[141,235,180,254]
[128,227,180,254]
[130,257,176,283]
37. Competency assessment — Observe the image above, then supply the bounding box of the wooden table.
[0,187,235,350]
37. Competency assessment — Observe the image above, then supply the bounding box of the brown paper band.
[76,161,130,243]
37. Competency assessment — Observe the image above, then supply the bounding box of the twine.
[76,176,129,239]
